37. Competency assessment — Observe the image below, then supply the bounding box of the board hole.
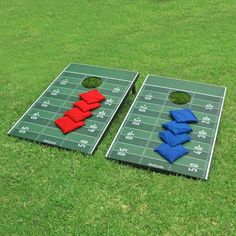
[169,91,191,105]
[82,77,102,88]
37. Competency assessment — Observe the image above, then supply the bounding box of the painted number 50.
[118,148,127,156]
[188,163,198,172]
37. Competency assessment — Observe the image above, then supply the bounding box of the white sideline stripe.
[8,63,71,134]
[205,87,227,180]
[64,70,133,83]
[144,83,224,99]
[106,75,149,157]
[90,72,139,154]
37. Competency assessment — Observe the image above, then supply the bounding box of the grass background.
[0,0,236,235]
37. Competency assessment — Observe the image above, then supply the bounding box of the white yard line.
[50,84,124,100]
[57,75,127,90]
[144,83,224,98]
[140,88,221,106]
[70,62,138,73]
[139,98,219,117]
[64,70,133,83]
[148,74,226,89]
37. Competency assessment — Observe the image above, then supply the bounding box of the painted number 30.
[188,163,198,172]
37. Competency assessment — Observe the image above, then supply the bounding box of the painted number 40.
[188,163,198,172]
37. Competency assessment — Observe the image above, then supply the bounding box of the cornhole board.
[8,63,139,154]
[106,75,226,179]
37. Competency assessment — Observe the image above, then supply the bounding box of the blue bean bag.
[159,130,191,146]
[154,143,189,163]
[169,108,198,123]
[162,120,192,134]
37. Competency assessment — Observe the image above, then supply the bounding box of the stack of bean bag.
[154,108,198,163]
[55,89,106,134]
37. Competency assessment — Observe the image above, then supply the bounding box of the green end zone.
[106,75,226,180]
[8,63,139,154]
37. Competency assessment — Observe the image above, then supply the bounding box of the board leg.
[132,84,136,94]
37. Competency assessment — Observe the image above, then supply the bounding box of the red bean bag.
[73,100,100,112]
[79,89,106,104]
[64,108,92,122]
[55,116,85,134]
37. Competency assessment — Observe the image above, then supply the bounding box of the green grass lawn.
[1,0,236,235]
